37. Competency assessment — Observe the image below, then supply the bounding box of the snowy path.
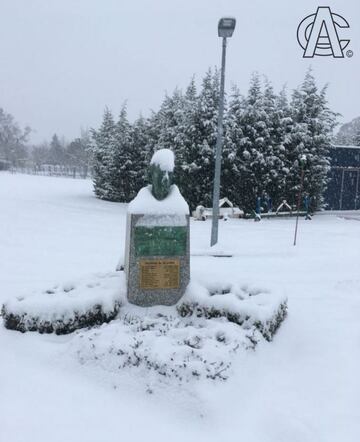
[1,173,359,442]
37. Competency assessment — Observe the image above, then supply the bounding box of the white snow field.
[1,172,360,442]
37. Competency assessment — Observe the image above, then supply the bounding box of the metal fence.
[9,164,91,179]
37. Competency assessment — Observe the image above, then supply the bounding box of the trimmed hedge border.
[1,301,121,335]
[177,300,287,342]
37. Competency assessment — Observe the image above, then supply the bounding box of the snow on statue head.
[149,149,175,201]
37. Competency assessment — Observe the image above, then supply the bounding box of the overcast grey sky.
[0,0,359,143]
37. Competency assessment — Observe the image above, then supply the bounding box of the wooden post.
[293,167,305,246]
[355,170,360,210]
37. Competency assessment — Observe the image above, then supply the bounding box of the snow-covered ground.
[1,172,360,442]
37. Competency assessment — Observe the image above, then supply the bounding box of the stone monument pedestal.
[125,212,190,306]
[125,148,190,307]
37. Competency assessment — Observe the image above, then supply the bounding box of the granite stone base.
[125,213,190,307]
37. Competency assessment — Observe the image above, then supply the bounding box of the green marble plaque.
[134,226,187,257]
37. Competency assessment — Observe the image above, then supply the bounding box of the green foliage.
[91,106,149,201]
[285,69,336,210]
[91,68,337,212]
[91,108,117,200]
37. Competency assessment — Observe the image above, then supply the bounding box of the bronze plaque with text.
[140,259,180,289]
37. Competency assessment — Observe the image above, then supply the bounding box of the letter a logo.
[297,7,350,58]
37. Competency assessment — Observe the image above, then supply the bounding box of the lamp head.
[218,17,236,38]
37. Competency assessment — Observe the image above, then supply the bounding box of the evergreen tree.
[189,68,220,208]
[232,73,269,212]
[149,71,221,210]
[261,80,289,207]
[91,108,117,200]
[131,114,152,191]
[108,104,133,201]
[224,80,292,213]
[152,89,192,195]
[66,132,91,168]
[175,76,202,208]
[88,68,337,213]
[48,134,66,165]
[111,105,151,202]
[286,69,336,210]
[271,86,295,209]
[155,89,186,151]
[144,109,162,162]
[222,85,246,207]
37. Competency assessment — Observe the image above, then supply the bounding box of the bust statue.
[148,149,175,200]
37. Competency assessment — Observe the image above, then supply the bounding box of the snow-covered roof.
[150,148,175,172]
[219,197,233,208]
[128,185,189,215]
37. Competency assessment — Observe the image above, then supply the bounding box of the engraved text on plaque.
[140,259,180,289]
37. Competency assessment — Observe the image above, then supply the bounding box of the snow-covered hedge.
[69,279,286,387]
[177,282,287,341]
[1,273,286,343]
[1,273,123,334]
[1,272,287,386]
[69,280,287,387]
[71,307,258,385]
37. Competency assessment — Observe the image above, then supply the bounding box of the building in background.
[325,145,360,210]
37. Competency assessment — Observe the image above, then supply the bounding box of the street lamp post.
[210,17,236,247]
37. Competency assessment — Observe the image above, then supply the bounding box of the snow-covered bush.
[67,278,287,387]
[1,273,123,335]
[177,282,287,341]
[71,308,259,385]
[1,272,287,387]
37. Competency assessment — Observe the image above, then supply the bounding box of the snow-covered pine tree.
[144,110,160,162]
[150,70,221,211]
[91,108,117,200]
[154,89,186,151]
[222,85,246,208]
[109,104,134,201]
[275,86,294,207]
[66,131,91,170]
[261,80,290,208]
[184,75,197,104]
[146,87,193,203]
[175,76,202,209]
[188,68,220,208]
[48,134,66,165]
[286,69,337,210]
[130,114,152,194]
[89,67,338,212]
[232,73,270,213]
